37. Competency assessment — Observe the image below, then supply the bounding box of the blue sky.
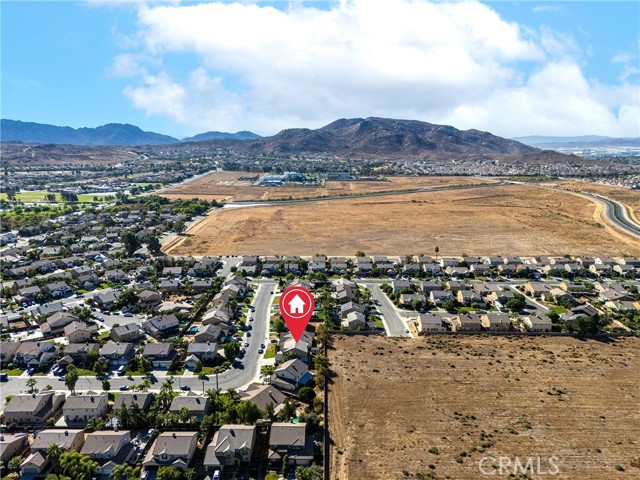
[2,1,639,138]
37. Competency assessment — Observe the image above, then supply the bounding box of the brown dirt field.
[544,180,640,224]
[328,335,640,480]
[160,171,493,202]
[163,184,640,256]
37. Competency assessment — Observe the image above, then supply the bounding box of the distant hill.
[513,135,612,146]
[230,117,541,160]
[514,135,640,149]
[1,119,180,146]
[182,130,260,142]
[0,119,259,146]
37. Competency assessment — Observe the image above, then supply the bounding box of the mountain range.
[0,119,260,146]
[2,117,578,163]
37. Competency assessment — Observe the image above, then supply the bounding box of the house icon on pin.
[288,294,306,314]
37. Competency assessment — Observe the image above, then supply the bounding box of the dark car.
[119,385,129,391]
[181,385,191,391]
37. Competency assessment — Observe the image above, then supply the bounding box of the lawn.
[46,475,71,480]
[0,191,113,203]
[0,369,24,376]
[76,368,96,376]
[550,306,569,315]
[265,344,277,359]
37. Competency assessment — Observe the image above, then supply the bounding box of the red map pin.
[279,286,315,342]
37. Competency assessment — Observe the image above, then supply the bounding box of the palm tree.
[46,443,63,479]
[65,365,79,395]
[86,416,105,432]
[26,377,37,393]
[109,464,133,480]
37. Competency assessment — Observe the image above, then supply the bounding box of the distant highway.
[222,180,504,208]
[513,182,640,240]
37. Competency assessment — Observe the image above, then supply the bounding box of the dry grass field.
[328,335,640,480]
[163,184,640,256]
[544,180,640,223]
[161,171,492,202]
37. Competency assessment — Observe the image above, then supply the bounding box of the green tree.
[121,232,140,257]
[297,386,316,403]
[109,464,133,480]
[60,451,98,480]
[7,456,22,471]
[65,365,79,395]
[505,295,526,313]
[296,464,324,480]
[46,443,63,480]
[236,400,261,424]
[26,377,37,393]
[157,466,182,480]
[102,379,111,391]
[224,341,240,361]
[146,234,162,255]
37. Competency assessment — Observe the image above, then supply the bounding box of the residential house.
[204,425,256,474]
[399,293,427,307]
[391,279,412,293]
[456,290,483,306]
[194,324,226,343]
[522,315,552,332]
[481,312,512,331]
[186,342,219,363]
[0,342,20,365]
[239,384,287,414]
[169,392,211,421]
[268,423,314,466]
[141,314,180,338]
[93,291,117,309]
[40,312,79,337]
[0,433,29,463]
[81,431,134,476]
[138,290,163,308]
[2,433,30,473]
[14,341,58,368]
[99,342,135,366]
[113,392,156,411]
[3,391,65,427]
[63,391,109,426]
[142,343,178,368]
[279,331,314,362]
[143,431,198,472]
[46,281,73,298]
[31,429,84,453]
[429,290,454,306]
[111,324,143,343]
[64,321,95,343]
[446,313,483,332]
[341,311,367,329]
[62,343,99,368]
[272,359,313,391]
[415,313,447,333]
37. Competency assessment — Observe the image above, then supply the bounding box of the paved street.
[362,283,411,337]
[0,280,277,409]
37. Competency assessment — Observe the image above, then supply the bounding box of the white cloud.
[114,0,639,137]
[532,5,564,14]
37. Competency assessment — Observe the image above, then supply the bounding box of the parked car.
[181,385,191,391]
[119,385,128,391]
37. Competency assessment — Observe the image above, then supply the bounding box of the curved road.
[520,182,640,240]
